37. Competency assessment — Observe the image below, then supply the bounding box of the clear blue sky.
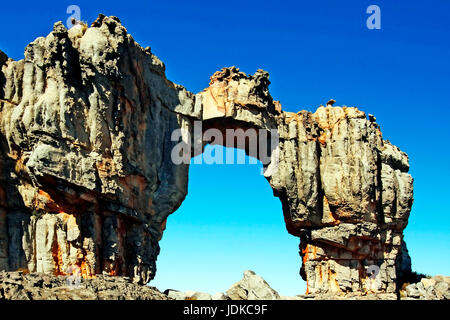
[0,1,449,296]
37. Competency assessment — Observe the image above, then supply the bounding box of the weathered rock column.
[0,15,194,283]
[269,106,413,295]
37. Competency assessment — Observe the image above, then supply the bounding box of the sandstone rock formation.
[0,14,414,296]
[226,270,280,300]
[0,271,169,300]
[401,275,450,300]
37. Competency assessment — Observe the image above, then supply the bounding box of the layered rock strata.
[0,15,413,295]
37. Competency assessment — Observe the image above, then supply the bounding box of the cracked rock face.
[0,15,413,295]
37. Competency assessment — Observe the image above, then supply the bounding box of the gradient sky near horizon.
[0,0,449,296]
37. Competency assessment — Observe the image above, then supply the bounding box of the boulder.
[421,278,436,290]
[166,289,186,300]
[226,270,280,300]
[405,284,420,298]
[211,292,228,300]
[434,281,449,296]
[0,271,169,300]
[185,290,212,300]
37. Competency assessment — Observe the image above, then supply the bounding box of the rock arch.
[0,15,413,296]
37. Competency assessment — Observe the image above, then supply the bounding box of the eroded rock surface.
[0,15,414,296]
[400,275,450,300]
[226,270,280,300]
[0,271,169,300]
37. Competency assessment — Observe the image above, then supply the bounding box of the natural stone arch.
[0,15,413,296]
[185,67,414,295]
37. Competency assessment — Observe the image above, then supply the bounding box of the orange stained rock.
[284,112,297,124]
[322,196,341,225]
[109,269,117,276]
[319,265,323,282]
[202,86,227,119]
[51,241,65,276]
[79,259,96,279]
[14,156,27,174]
[318,131,327,145]
[327,269,341,292]
[302,244,309,264]
[209,68,232,85]
[49,211,97,279]
[36,189,66,213]
[58,211,71,222]
[16,268,30,274]
[103,260,118,276]
[96,157,116,177]
[38,189,51,200]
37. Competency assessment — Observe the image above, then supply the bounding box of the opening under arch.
[151,144,307,296]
